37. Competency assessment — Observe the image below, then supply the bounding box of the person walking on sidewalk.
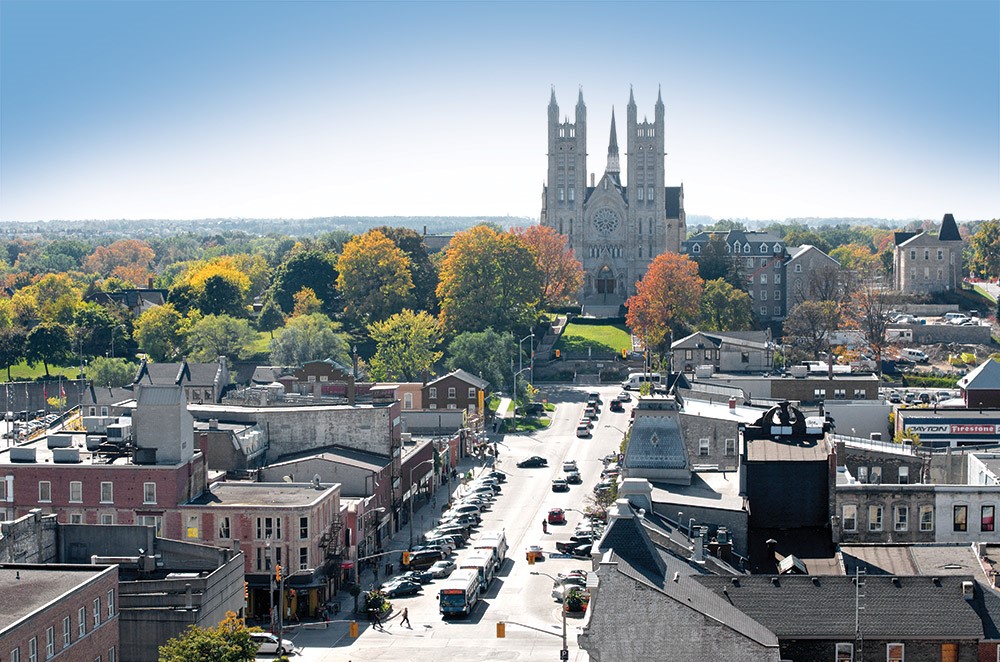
[401,607,411,629]
[371,609,384,631]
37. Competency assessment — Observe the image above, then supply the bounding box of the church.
[541,87,686,314]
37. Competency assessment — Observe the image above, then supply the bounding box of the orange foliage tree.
[509,225,584,307]
[625,253,704,352]
[84,239,155,285]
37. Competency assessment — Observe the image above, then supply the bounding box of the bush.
[902,374,959,388]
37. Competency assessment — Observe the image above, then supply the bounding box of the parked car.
[382,579,423,597]
[410,544,450,559]
[584,405,599,419]
[429,559,456,578]
[555,541,592,557]
[517,456,548,468]
[421,537,456,554]
[547,508,566,524]
[250,632,295,655]
[551,479,570,492]
[526,545,545,562]
[587,392,602,405]
[484,470,507,483]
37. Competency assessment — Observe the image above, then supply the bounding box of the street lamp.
[407,459,436,548]
[512,367,530,425]
[265,537,274,633]
[519,332,535,383]
[530,571,568,659]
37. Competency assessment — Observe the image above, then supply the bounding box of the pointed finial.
[577,85,585,106]
[657,84,663,106]
[606,107,620,174]
[629,85,635,107]
[550,85,557,106]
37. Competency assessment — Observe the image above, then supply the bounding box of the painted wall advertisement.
[904,422,999,436]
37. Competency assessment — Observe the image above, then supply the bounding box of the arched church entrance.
[596,265,616,295]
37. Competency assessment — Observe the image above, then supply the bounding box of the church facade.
[541,87,685,312]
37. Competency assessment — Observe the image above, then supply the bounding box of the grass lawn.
[248,331,273,357]
[4,361,81,381]
[556,321,632,353]
[973,284,998,303]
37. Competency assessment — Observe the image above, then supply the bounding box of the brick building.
[422,369,489,416]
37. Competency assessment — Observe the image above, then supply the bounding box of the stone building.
[541,87,685,312]
[672,331,772,374]
[785,244,842,306]
[893,213,963,295]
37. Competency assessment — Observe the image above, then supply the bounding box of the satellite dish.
[282,475,293,483]
[312,474,322,488]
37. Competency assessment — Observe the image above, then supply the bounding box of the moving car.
[400,569,435,584]
[587,392,602,405]
[609,399,624,412]
[576,423,592,438]
[429,559,456,578]
[616,391,631,402]
[526,545,545,562]
[517,456,548,468]
[551,478,569,492]
[382,579,423,597]
[250,632,296,656]
[565,470,582,485]
[547,508,566,524]
[563,460,578,471]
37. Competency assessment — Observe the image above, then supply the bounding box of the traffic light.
[527,551,536,565]
[555,349,560,359]
[496,622,505,638]
[349,621,359,638]
[275,564,281,582]
[621,348,627,359]
[402,551,411,566]
[243,581,248,599]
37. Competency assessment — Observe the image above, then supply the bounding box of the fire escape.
[318,513,345,593]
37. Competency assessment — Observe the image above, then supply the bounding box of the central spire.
[606,107,620,176]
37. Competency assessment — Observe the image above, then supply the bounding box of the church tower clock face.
[593,208,620,234]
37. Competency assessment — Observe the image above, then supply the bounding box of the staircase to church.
[580,303,623,319]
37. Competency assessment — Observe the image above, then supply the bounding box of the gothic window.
[559,127,565,138]
[650,128,655,137]
[569,127,575,137]
[648,219,652,234]
[569,187,574,202]
[639,246,643,258]
[637,187,644,201]
[558,188,564,202]
[647,187,654,202]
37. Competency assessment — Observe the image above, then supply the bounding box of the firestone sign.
[904,423,998,436]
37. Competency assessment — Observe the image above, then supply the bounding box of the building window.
[725,439,736,456]
[10,648,18,662]
[403,392,413,409]
[429,404,437,409]
[836,642,854,662]
[647,186,654,202]
[137,515,163,537]
[218,516,231,539]
[937,250,943,261]
[887,643,904,662]
[69,481,82,503]
[894,505,908,531]
[256,517,281,540]
[794,264,802,273]
[854,389,866,399]
[468,387,476,399]
[569,187,575,202]
[107,590,114,618]
[909,249,916,260]
[70,514,83,524]
[760,306,767,316]
[834,389,846,399]
[692,243,701,254]
[27,638,35,662]
[870,466,882,484]
[93,598,100,626]
[842,505,857,532]
[704,349,712,360]
[746,258,754,268]
[741,352,750,364]
[760,274,768,284]
[775,273,781,284]
[983,505,995,532]
[38,481,51,503]
[774,290,781,300]
[143,482,156,504]
[448,387,456,399]
[924,249,929,260]
[79,607,86,636]
[63,617,70,648]
[108,647,115,662]
[299,546,309,570]
[814,388,825,400]
[685,349,693,360]
[858,466,869,483]
[100,482,113,504]
[428,387,437,399]
[899,466,909,484]
[698,439,710,455]
[919,505,934,531]
[101,514,114,525]
[869,505,883,531]
[299,516,309,540]
[46,626,54,659]
[954,505,968,532]
[186,514,199,539]
[761,290,767,301]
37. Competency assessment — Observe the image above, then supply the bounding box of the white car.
[429,559,456,578]
[562,460,578,472]
[250,631,295,655]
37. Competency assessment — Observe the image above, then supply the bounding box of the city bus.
[474,530,508,567]
[460,551,496,590]
[438,568,481,618]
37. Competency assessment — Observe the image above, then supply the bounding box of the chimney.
[693,527,705,564]
[728,397,737,411]
[590,173,595,187]
[208,419,218,430]
[148,276,155,289]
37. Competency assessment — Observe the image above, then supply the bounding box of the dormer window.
[744,243,751,253]
[692,243,701,254]
[760,244,768,253]
[773,243,781,253]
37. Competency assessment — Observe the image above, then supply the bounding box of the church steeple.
[606,108,620,177]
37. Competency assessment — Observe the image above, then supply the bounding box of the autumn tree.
[26,323,72,377]
[26,273,82,325]
[134,303,184,362]
[85,239,155,285]
[337,230,414,325]
[159,610,257,662]
[184,314,256,363]
[510,225,584,308]
[268,249,339,315]
[625,253,704,353]
[367,310,442,381]
[445,329,516,393]
[969,219,1000,279]
[291,288,323,317]
[846,276,897,374]
[783,300,842,360]
[269,313,349,366]
[700,278,753,331]
[437,225,543,335]
[374,226,439,313]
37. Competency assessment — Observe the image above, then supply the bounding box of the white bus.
[474,531,508,567]
[460,551,496,590]
[438,568,481,618]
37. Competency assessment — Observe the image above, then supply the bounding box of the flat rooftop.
[0,433,192,468]
[186,481,338,508]
[747,435,831,462]
[839,544,983,577]
[679,397,764,424]
[649,470,745,513]
[0,566,110,634]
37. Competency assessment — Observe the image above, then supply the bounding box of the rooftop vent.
[9,447,36,463]
[52,448,81,464]
[963,580,975,600]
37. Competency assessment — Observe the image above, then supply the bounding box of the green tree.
[693,234,742,287]
[0,327,27,381]
[700,278,753,331]
[782,229,831,253]
[158,610,258,662]
[337,230,414,325]
[374,226,439,313]
[198,273,247,317]
[134,304,185,362]
[167,281,198,315]
[437,225,543,335]
[257,297,286,338]
[185,314,256,363]
[367,309,442,381]
[969,219,1000,279]
[26,323,72,377]
[72,303,125,359]
[445,329,516,393]
[89,356,138,388]
[268,249,339,315]
[269,313,349,366]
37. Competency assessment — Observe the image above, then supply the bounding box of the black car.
[382,579,422,597]
[609,400,624,412]
[485,470,507,483]
[517,456,548,468]
[399,569,434,584]
[555,541,593,557]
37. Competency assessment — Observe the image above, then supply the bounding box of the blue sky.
[1,0,997,223]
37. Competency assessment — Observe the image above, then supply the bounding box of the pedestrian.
[401,607,411,629]
[372,608,383,631]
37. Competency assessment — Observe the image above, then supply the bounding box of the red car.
[547,508,566,524]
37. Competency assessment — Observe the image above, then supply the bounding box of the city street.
[271,384,631,662]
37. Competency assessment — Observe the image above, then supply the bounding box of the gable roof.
[672,330,770,351]
[958,359,1000,391]
[425,368,489,390]
[598,505,667,580]
[893,230,920,247]
[133,359,224,387]
[694,575,986,639]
